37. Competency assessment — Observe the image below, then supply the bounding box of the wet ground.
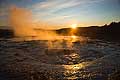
[0,36,120,80]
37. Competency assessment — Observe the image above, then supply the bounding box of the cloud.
[31,0,82,13]
[31,0,104,15]
[31,0,104,11]
[30,0,106,25]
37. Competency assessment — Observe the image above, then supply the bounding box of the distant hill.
[56,22,120,42]
[0,22,120,42]
[0,29,14,38]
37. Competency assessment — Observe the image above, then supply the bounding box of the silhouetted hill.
[0,29,14,38]
[56,22,120,42]
[0,22,120,42]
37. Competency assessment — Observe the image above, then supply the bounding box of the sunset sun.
[71,24,77,29]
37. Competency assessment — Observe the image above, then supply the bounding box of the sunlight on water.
[68,53,79,59]
[71,35,77,42]
[63,64,84,70]
[0,36,120,80]
[62,62,91,79]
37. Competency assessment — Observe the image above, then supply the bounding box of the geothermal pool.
[0,36,120,80]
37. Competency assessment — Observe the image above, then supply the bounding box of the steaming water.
[0,36,120,80]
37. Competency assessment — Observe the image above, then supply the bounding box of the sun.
[71,24,77,29]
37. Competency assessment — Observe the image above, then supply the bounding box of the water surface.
[0,36,120,80]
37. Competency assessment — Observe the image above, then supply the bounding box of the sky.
[0,0,120,29]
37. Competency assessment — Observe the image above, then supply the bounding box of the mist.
[9,6,59,41]
[9,6,82,49]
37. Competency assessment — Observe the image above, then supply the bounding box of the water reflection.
[1,35,119,80]
[62,62,91,79]
[71,35,77,42]
[68,52,79,59]
[63,63,84,70]
[44,46,91,79]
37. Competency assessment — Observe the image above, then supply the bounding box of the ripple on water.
[0,37,120,80]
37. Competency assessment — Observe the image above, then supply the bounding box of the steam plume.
[9,6,58,40]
